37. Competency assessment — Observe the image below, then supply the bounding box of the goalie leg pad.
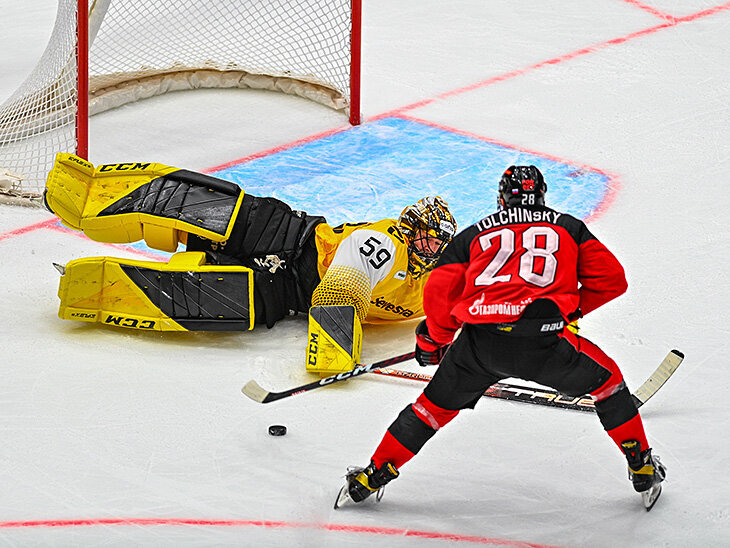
[44,153,244,252]
[57,251,254,331]
[306,305,362,375]
[186,193,325,264]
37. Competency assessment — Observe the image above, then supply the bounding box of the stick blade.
[241,380,270,403]
[632,349,684,407]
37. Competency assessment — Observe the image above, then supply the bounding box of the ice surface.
[1,1,729,546]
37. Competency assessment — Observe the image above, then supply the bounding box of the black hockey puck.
[268,425,287,436]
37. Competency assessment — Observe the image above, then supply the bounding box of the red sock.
[606,414,649,453]
[371,394,460,469]
[371,431,416,469]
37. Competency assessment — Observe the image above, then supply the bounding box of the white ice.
[1,1,729,546]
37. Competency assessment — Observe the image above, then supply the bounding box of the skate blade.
[334,484,353,509]
[642,483,662,511]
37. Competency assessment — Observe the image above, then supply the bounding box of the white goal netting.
[0,0,357,200]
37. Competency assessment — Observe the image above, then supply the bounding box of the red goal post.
[0,0,362,202]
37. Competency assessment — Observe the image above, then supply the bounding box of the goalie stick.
[374,349,684,413]
[241,352,415,403]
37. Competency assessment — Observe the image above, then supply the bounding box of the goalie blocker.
[47,153,324,331]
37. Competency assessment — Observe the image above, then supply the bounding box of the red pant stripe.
[412,393,460,427]
[559,329,624,400]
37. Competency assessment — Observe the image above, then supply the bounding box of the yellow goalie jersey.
[312,219,428,324]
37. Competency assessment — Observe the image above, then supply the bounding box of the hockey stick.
[241,351,415,404]
[374,349,684,413]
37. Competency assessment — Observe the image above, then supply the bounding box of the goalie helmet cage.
[0,0,362,203]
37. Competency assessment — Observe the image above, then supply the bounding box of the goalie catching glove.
[415,320,450,366]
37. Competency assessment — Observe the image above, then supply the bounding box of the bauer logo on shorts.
[540,321,564,332]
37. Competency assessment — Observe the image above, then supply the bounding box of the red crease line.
[615,0,677,22]
[202,123,352,173]
[45,222,167,260]
[381,2,730,118]
[0,217,57,242]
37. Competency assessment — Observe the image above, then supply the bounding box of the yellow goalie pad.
[306,305,363,375]
[44,153,244,252]
[58,251,255,331]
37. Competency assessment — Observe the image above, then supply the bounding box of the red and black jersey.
[424,206,627,344]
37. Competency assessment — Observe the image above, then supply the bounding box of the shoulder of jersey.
[353,219,407,245]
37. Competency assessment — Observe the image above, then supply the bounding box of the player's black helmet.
[498,165,547,209]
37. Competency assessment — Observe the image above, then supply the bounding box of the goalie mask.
[498,165,547,209]
[397,196,456,278]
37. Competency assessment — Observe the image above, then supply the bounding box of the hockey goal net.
[0,0,361,202]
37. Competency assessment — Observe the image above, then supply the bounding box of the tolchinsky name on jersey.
[476,208,563,231]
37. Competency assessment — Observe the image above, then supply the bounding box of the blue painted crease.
[120,117,611,257]
[212,117,611,228]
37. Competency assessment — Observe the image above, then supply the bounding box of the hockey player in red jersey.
[335,165,666,511]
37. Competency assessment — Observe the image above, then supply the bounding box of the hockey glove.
[567,308,582,335]
[415,320,449,367]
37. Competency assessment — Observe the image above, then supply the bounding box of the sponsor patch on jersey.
[394,270,407,280]
[370,297,414,317]
[468,294,532,317]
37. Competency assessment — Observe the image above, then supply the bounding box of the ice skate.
[334,461,399,509]
[621,440,666,511]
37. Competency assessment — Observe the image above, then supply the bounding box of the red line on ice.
[614,0,677,22]
[384,2,730,116]
[0,216,165,260]
[45,222,167,260]
[0,217,57,242]
[202,124,352,173]
[0,517,562,547]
